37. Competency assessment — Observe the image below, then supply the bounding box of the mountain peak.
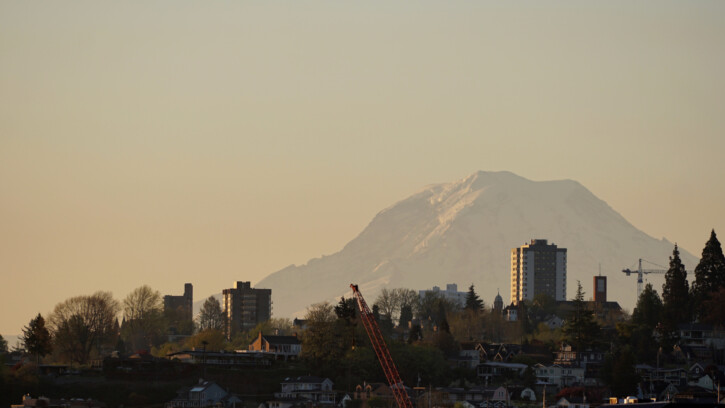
[257,172,698,318]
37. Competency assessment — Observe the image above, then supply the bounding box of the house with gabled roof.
[166,379,241,408]
[273,376,335,406]
[249,332,301,360]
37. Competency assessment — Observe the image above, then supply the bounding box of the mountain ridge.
[256,171,698,318]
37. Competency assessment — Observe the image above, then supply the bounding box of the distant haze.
[1,1,723,336]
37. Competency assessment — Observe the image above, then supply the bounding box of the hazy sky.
[1,1,724,336]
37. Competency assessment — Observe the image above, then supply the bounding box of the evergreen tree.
[438,303,451,334]
[335,297,358,350]
[661,245,691,330]
[691,230,725,318]
[22,313,52,364]
[334,297,357,322]
[562,281,600,351]
[464,284,484,312]
[700,287,725,327]
[0,334,7,354]
[605,347,640,397]
[399,304,413,327]
[632,283,663,329]
[630,283,663,363]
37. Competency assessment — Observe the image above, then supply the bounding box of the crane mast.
[622,258,667,298]
[350,284,413,408]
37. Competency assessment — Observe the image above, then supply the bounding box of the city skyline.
[1,1,724,336]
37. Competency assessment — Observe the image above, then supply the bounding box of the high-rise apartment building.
[163,283,193,335]
[222,281,272,339]
[510,239,566,305]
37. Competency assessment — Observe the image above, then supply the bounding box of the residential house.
[274,376,335,406]
[637,366,688,387]
[453,342,481,369]
[689,363,706,380]
[678,323,725,348]
[693,372,725,393]
[545,315,564,330]
[553,344,605,368]
[166,379,241,408]
[477,362,527,384]
[503,304,518,322]
[534,364,585,387]
[417,387,508,408]
[476,343,522,363]
[441,386,509,404]
[248,333,301,360]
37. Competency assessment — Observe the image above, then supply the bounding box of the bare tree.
[396,288,419,310]
[48,291,119,364]
[197,296,225,332]
[122,285,164,351]
[374,288,419,322]
[374,288,398,319]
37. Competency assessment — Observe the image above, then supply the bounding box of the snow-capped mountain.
[257,171,699,318]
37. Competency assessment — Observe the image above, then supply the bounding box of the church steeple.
[494,289,503,313]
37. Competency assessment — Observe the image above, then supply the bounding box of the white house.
[534,364,585,387]
[274,376,335,405]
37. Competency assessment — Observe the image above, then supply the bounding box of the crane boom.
[350,284,413,408]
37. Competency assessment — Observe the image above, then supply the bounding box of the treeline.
[7,286,223,366]
[614,231,725,362]
[2,230,723,399]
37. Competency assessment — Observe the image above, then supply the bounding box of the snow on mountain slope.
[257,171,699,318]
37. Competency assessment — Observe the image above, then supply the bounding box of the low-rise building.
[419,284,467,307]
[167,350,273,367]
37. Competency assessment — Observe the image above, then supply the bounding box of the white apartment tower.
[510,239,567,305]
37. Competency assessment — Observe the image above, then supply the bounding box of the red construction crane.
[350,284,413,408]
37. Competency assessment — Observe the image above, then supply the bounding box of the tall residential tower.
[510,239,566,305]
[222,281,272,340]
